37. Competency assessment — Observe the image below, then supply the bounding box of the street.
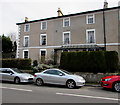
[0,82,120,104]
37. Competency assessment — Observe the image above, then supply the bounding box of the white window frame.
[24,24,30,32]
[23,36,29,47]
[41,21,47,30]
[40,49,47,59]
[63,17,70,27]
[86,14,95,24]
[86,29,96,44]
[23,49,29,58]
[63,31,71,45]
[40,34,47,45]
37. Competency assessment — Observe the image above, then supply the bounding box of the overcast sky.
[0,0,119,36]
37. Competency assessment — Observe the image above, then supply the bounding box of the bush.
[1,58,32,70]
[60,51,119,73]
[33,60,38,67]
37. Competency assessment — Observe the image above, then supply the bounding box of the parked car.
[34,69,85,89]
[101,74,120,92]
[0,68,34,84]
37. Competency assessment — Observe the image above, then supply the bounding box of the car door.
[1,69,15,82]
[42,70,66,85]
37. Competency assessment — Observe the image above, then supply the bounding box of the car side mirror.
[10,72,14,75]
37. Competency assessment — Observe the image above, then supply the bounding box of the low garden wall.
[74,72,118,83]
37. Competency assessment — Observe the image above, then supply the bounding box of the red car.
[101,75,120,92]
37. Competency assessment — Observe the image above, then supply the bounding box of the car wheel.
[66,80,76,89]
[36,78,43,86]
[14,77,20,84]
[113,82,120,92]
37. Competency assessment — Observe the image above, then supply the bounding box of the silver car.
[0,68,34,84]
[34,69,85,89]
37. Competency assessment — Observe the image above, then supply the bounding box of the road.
[0,82,120,104]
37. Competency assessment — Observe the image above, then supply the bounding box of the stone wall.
[74,72,118,83]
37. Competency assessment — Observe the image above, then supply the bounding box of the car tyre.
[36,78,43,86]
[113,82,120,92]
[14,77,20,84]
[66,80,76,89]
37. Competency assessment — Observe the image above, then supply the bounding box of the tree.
[2,34,13,53]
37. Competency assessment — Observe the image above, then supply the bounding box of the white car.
[0,68,34,84]
[34,69,85,89]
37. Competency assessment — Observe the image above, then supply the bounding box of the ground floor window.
[40,49,47,63]
[23,50,29,58]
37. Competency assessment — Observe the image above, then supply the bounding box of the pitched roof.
[16,6,120,25]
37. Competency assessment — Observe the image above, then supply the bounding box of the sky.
[0,0,119,37]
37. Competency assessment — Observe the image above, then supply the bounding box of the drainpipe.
[103,10,106,51]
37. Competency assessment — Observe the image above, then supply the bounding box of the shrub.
[1,58,32,70]
[33,60,38,67]
[60,51,119,73]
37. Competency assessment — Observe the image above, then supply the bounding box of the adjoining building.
[16,2,120,64]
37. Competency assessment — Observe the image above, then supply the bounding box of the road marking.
[56,93,120,101]
[0,86,32,92]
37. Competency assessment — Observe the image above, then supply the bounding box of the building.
[16,6,120,64]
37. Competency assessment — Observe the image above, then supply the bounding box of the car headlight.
[104,78,111,81]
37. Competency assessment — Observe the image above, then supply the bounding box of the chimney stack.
[104,0,108,9]
[57,8,63,16]
[25,17,28,22]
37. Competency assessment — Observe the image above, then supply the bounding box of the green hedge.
[60,51,119,73]
[1,58,32,70]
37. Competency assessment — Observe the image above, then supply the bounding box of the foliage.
[33,60,38,67]
[2,58,32,70]
[60,51,119,73]
[2,34,13,53]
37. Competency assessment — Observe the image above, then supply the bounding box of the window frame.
[63,17,70,27]
[86,29,96,44]
[40,34,47,45]
[24,24,30,32]
[63,31,71,45]
[40,49,47,58]
[41,21,47,30]
[23,49,29,58]
[86,14,95,24]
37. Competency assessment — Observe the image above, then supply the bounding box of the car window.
[43,70,64,76]
[1,69,11,74]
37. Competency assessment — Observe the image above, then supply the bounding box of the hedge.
[1,58,32,70]
[60,51,119,73]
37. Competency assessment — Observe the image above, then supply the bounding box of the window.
[86,29,96,43]
[24,24,30,32]
[86,14,95,24]
[63,31,71,44]
[63,18,70,27]
[43,70,64,76]
[24,36,29,47]
[41,21,47,30]
[40,49,47,63]
[23,50,29,58]
[40,34,47,45]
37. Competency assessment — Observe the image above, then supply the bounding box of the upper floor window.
[86,29,96,43]
[41,21,47,30]
[40,34,47,45]
[63,31,71,44]
[24,36,29,47]
[63,18,70,27]
[24,24,30,32]
[86,14,95,24]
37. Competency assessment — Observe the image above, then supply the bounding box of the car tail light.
[34,75,37,77]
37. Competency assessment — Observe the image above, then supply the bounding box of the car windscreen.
[61,70,71,75]
[12,68,23,73]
